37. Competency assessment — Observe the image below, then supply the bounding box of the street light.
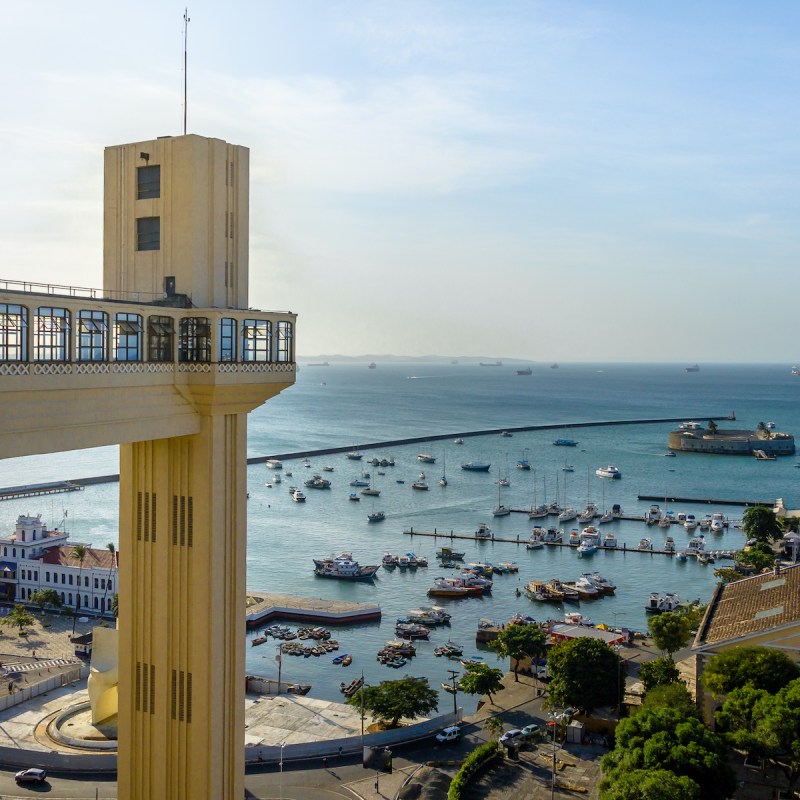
[279,741,286,800]
[447,669,460,719]
[547,709,561,800]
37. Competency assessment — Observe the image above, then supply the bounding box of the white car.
[499,729,524,747]
[435,725,461,743]
[15,768,47,784]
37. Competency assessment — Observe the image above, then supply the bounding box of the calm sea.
[0,362,798,713]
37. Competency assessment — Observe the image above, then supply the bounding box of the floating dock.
[245,592,381,628]
[0,481,84,501]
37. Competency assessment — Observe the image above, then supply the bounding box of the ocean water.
[0,362,798,714]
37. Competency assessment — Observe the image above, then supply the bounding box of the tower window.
[147,316,174,362]
[242,319,271,362]
[179,317,211,363]
[77,310,109,362]
[137,217,160,251]
[137,165,161,199]
[0,304,28,362]
[34,307,69,361]
[114,313,143,361]
[219,318,236,362]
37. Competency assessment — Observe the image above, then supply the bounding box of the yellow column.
[118,412,246,800]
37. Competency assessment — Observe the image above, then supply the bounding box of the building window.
[33,571,37,581]
[84,576,89,587]
[0,304,28,361]
[108,580,113,592]
[242,319,271,362]
[94,578,99,589]
[114,313,143,361]
[276,321,293,363]
[147,316,174,362]
[69,574,73,585]
[219,318,236,362]
[68,593,72,606]
[178,317,211,363]
[137,165,161,200]
[45,572,50,582]
[12,549,15,557]
[2,548,5,556]
[33,307,69,361]
[137,216,160,251]
[61,574,65,584]
[60,592,65,604]
[94,597,99,609]
[77,310,109,362]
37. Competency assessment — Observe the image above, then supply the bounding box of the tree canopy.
[458,663,506,704]
[702,647,800,697]
[347,675,438,728]
[742,506,782,544]
[30,588,62,612]
[547,637,622,712]
[716,678,800,796]
[0,604,34,633]
[489,622,547,682]
[600,768,701,800]
[735,542,776,573]
[648,613,693,656]
[601,706,736,800]
[640,657,682,693]
[639,683,699,718]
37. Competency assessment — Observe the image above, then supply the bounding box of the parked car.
[499,729,524,747]
[435,725,461,743]
[553,708,576,724]
[520,723,542,741]
[15,768,47,784]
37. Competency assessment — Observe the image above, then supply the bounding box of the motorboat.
[547,579,580,602]
[475,523,492,539]
[346,450,363,460]
[292,489,306,502]
[602,531,617,548]
[436,546,465,560]
[453,438,464,444]
[584,572,616,593]
[322,465,334,472]
[596,465,622,479]
[527,534,544,550]
[418,454,437,463]
[266,459,283,470]
[350,479,370,487]
[516,367,532,376]
[542,528,563,543]
[645,592,681,613]
[368,512,385,523]
[313,553,379,580]
[525,580,563,602]
[699,516,712,531]
[427,578,478,598]
[418,472,426,480]
[411,481,429,490]
[305,474,332,489]
[500,431,513,438]
[683,514,698,531]
[710,518,725,534]
[646,505,661,523]
[564,611,592,626]
[553,439,578,447]
[407,553,428,568]
[638,538,652,550]
[664,536,676,552]
[568,530,581,546]
[568,576,600,599]
[577,539,597,557]
[348,493,360,501]
[462,461,491,471]
[382,553,397,568]
[685,535,706,554]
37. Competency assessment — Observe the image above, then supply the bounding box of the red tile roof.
[39,546,118,570]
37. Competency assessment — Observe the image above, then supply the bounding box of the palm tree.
[100,543,116,617]
[707,419,718,435]
[757,421,771,439]
[70,543,87,638]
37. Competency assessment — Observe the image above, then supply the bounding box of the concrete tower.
[0,133,296,799]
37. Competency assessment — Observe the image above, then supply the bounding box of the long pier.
[638,494,772,507]
[0,481,85,502]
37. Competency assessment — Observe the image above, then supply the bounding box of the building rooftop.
[39,547,117,571]
[694,563,800,648]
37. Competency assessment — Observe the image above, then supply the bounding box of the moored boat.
[313,553,379,580]
[596,465,622,479]
[462,461,491,471]
[368,511,385,523]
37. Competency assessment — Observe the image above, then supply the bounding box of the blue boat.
[461,462,491,472]
[553,439,578,447]
[332,653,349,664]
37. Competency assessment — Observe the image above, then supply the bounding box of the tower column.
[118,412,247,800]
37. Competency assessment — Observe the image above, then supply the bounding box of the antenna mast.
[183,8,190,135]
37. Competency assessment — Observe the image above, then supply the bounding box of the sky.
[1,1,798,362]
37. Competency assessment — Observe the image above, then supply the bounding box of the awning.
[0,562,16,572]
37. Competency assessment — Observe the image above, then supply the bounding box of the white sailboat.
[558,470,577,522]
[493,473,510,517]
[439,454,447,487]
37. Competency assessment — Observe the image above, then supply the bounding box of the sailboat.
[492,472,510,517]
[578,468,597,523]
[516,449,531,470]
[597,480,613,524]
[558,470,577,522]
[439,454,447,487]
[360,470,380,496]
[528,470,548,519]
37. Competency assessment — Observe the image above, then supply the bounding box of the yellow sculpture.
[88,626,119,726]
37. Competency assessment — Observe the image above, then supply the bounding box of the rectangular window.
[95,578,99,589]
[137,217,160,251]
[147,315,174,362]
[137,165,161,199]
[276,320,293,363]
[46,572,50,582]
[0,304,28,361]
[34,307,69,361]
[68,574,73,585]
[61,574,65,584]
[178,317,211,363]
[114,313,143,361]
[242,319,271,362]
[219,318,236,362]
[77,310,109,362]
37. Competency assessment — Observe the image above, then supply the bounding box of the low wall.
[0,666,85,713]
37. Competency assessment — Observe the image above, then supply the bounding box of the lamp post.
[447,669,460,719]
[279,741,286,800]
[548,709,561,800]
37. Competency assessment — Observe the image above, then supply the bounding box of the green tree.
[742,506,782,544]
[601,706,736,800]
[489,622,547,682]
[640,656,682,692]
[675,601,706,631]
[483,716,504,739]
[547,637,623,712]
[707,420,718,435]
[702,647,800,697]
[30,588,62,613]
[716,678,800,795]
[639,683,699,718]
[458,663,506,705]
[70,543,88,637]
[735,542,776,573]
[648,613,693,656]
[0,604,34,634]
[347,676,438,728]
[756,421,772,440]
[111,593,119,618]
[600,768,701,800]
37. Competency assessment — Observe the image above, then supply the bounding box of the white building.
[0,514,117,615]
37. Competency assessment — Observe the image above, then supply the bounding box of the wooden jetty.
[0,481,84,502]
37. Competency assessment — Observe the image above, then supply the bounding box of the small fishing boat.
[332,653,349,664]
[349,493,360,501]
[368,511,385,523]
[638,538,652,550]
[418,454,437,463]
[475,523,492,538]
[461,461,491,471]
[341,655,353,666]
[411,481,429,490]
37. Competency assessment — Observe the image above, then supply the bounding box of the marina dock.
[402,527,739,557]
[245,592,381,628]
[638,494,773,507]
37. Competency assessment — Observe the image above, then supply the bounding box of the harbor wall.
[668,430,795,455]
